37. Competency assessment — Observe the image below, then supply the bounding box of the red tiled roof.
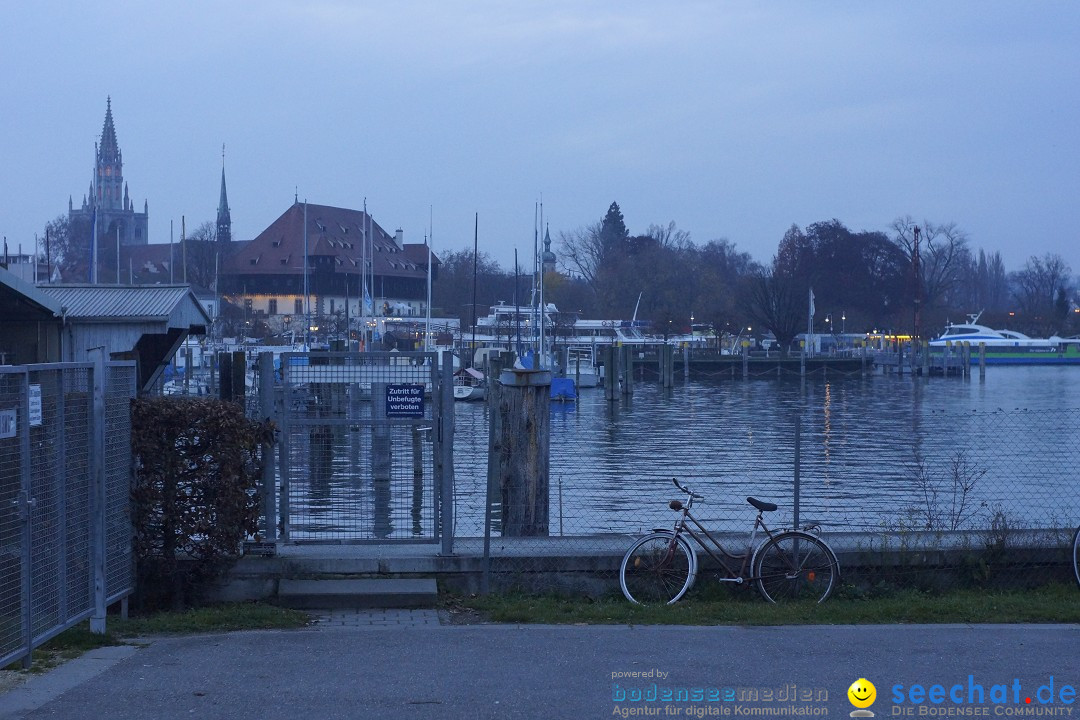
[225,202,432,278]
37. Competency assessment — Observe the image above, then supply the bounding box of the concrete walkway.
[0,617,1077,720]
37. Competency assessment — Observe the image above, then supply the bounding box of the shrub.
[131,396,268,610]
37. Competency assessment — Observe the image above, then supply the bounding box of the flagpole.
[181,215,187,283]
[90,207,98,283]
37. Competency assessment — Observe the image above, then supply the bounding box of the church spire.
[542,223,556,273]
[99,96,119,163]
[216,144,232,243]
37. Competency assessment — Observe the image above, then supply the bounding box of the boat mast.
[361,198,367,349]
[913,225,922,342]
[539,197,545,368]
[304,201,310,348]
[425,206,433,351]
[471,212,478,363]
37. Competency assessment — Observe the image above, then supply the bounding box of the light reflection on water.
[451,367,1080,537]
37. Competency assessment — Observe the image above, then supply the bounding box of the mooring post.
[741,341,749,380]
[497,368,551,536]
[439,350,455,555]
[979,342,986,380]
[184,347,192,393]
[370,382,392,538]
[621,345,634,396]
[603,345,617,401]
[218,352,232,401]
[683,344,690,382]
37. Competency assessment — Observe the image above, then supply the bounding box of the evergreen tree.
[598,202,629,253]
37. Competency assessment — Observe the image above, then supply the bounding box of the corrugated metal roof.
[39,284,210,324]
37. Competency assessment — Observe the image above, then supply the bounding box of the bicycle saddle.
[746,497,777,512]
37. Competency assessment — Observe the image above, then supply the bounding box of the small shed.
[0,265,64,364]
[37,284,211,393]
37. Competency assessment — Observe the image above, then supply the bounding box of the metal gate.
[0,361,136,669]
[275,351,453,544]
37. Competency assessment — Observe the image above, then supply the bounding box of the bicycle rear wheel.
[619,532,696,605]
[753,531,837,604]
[1072,525,1080,588]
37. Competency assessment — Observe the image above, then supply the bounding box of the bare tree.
[644,221,692,250]
[891,216,971,313]
[177,221,221,289]
[1011,253,1073,335]
[557,222,604,291]
[42,213,92,280]
[746,268,803,355]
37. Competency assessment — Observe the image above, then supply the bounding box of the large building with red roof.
[220,201,435,339]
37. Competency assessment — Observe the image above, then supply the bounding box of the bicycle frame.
[667,491,782,584]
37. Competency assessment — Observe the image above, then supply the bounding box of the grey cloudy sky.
[2,1,1077,275]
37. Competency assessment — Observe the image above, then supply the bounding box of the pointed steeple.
[542,223,556,273]
[99,96,119,163]
[216,144,232,243]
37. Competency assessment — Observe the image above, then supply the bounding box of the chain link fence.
[0,362,135,669]
[275,352,450,544]
[463,378,1080,594]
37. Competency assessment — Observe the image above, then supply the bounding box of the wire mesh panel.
[104,363,136,604]
[280,352,440,542]
[0,363,131,667]
[29,366,93,644]
[0,370,27,667]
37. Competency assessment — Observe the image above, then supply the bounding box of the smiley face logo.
[848,678,876,709]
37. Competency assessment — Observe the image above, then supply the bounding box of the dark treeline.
[433,202,1078,347]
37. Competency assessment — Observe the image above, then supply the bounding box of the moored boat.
[453,367,486,401]
[929,314,1080,365]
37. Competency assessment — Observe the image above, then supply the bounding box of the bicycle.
[619,478,840,605]
[1073,525,1080,588]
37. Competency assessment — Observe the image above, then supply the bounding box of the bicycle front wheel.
[753,531,837,604]
[619,532,696,605]
[1072,525,1080,588]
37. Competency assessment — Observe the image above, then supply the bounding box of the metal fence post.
[18,370,32,667]
[793,414,801,532]
[439,351,455,555]
[89,349,107,635]
[258,352,277,542]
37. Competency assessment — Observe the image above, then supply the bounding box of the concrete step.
[277,578,438,610]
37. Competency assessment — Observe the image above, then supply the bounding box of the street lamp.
[841,312,846,335]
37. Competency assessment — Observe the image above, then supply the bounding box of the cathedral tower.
[70,97,150,250]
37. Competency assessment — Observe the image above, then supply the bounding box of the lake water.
[450,367,1080,537]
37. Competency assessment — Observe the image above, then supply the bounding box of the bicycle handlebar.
[671,477,704,500]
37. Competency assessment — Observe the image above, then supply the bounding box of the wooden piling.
[496,368,551,536]
[603,345,617,401]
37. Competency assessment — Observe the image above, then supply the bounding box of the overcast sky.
[2,1,1077,276]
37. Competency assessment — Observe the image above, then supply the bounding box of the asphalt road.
[1,617,1077,720]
